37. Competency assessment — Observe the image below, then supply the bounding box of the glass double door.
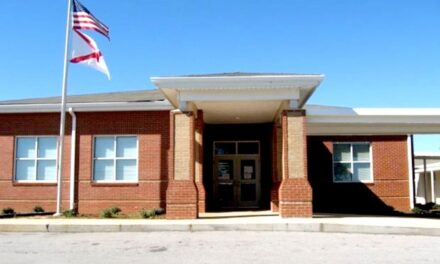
[214,156,260,208]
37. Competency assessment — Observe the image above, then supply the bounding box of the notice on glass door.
[244,166,253,173]
[218,161,232,180]
[243,166,254,179]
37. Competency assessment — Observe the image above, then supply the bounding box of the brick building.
[1,73,440,219]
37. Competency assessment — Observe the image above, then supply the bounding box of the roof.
[0,89,165,105]
[180,72,323,77]
[0,89,172,113]
[1,73,440,135]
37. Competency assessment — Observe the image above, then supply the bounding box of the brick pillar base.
[279,178,312,217]
[270,182,281,212]
[196,182,206,213]
[166,180,198,219]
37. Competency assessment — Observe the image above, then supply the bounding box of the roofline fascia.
[307,107,440,124]
[151,74,324,80]
[0,101,173,113]
[151,74,325,90]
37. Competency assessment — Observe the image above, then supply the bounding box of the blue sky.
[0,0,439,151]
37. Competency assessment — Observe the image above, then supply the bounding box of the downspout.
[68,108,77,210]
[408,135,415,209]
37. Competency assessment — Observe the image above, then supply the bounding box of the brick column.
[166,111,198,219]
[279,110,313,217]
[270,123,282,212]
[195,110,206,213]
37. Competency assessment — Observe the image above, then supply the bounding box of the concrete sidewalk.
[1,212,440,236]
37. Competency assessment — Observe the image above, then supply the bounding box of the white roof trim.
[151,74,324,89]
[306,105,440,135]
[0,101,173,113]
[414,152,440,158]
[307,106,440,116]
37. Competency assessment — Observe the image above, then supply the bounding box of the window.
[93,136,138,182]
[333,142,372,182]
[15,136,57,182]
[214,141,260,156]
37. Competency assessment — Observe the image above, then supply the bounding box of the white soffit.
[306,105,440,135]
[151,74,324,124]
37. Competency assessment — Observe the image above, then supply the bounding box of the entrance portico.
[152,73,324,219]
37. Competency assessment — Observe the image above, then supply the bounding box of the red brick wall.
[76,111,171,215]
[0,111,172,215]
[0,113,71,213]
[308,135,410,214]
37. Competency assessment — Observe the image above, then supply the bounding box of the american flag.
[72,0,109,39]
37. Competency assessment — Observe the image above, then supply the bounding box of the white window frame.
[332,142,374,183]
[14,136,58,183]
[92,135,139,183]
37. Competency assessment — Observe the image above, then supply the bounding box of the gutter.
[68,108,76,211]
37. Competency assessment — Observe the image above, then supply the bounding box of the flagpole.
[55,0,73,216]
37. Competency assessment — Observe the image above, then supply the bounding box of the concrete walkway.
[1,211,440,236]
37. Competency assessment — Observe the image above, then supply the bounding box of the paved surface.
[1,231,440,264]
[1,213,440,236]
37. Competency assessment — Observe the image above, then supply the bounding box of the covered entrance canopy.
[152,73,324,218]
[152,73,324,124]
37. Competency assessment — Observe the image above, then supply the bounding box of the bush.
[2,207,15,215]
[62,209,78,217]
[412,207,424,214]
[109,207,121,215]
[139,208,165,219]
[33,206,45,213]
[432,204,440,210]
[101,209,113,218]
[139,209,156,219]
[101,207,121,218]
[154,208,165,215]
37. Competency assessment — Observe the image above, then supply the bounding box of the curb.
[1,222,440,236]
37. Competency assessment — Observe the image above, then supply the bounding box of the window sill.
[90,182,139,187]
[13,182,57,187]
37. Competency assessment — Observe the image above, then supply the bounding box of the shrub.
[139,209,156,219]
[33,206,45,213]
[101,209,113,218]
[101,207,121,218]
[109,207,121,215]
[154,208,165,215]
[62,209,78,217]
[412,207,423,214]
[139,208,165,219]
[432,204,440,210]
[1,207,15,215]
